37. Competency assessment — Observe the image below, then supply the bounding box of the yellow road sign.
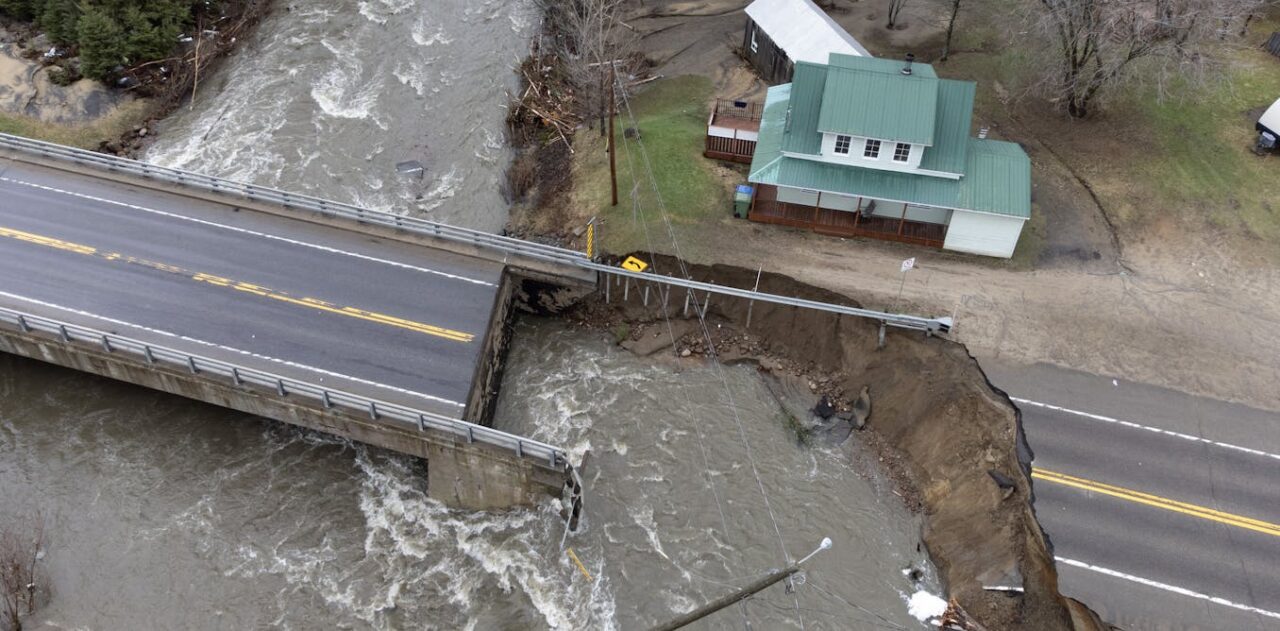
[621,256,648,272]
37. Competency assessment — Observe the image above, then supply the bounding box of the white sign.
[900,257,916,273]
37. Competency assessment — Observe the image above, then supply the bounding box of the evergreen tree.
[37,0,80,45]
[76,6,125,80]
[0,0,38,21]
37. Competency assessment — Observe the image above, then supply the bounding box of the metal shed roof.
[745,0,870,64]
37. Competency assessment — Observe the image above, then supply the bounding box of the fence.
[0,305,569,470]
[0,133,951,334]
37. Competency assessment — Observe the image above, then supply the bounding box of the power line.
[611,82,751,629]
[612,74,803,629]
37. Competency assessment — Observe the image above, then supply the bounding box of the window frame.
[893,142,911,163]
[863,139,881,159]
[833,134,852,155]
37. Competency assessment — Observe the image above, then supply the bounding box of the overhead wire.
[611,71,804,629]
[610,73,752,629]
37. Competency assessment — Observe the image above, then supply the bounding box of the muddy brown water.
[2,0,938,627]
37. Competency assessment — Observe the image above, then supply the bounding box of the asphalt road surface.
[0,158,503,417]
[985,361,1280,631]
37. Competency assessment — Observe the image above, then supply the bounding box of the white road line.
[1057,557,1280,621]
[0,175,496,287]
[1012,397,1280,462]
[0,290,464,409]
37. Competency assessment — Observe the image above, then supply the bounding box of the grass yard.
[1129,42,1280,243]
[569,75,736,260]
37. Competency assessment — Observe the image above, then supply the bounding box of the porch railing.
[748,185,948,249]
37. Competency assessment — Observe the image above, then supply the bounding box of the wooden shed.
[742,0,870,84]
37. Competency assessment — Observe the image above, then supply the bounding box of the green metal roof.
[751,138,1030,218]
[827,53,936,78]
[747,55,1030,219]
[816,56,939,145]
[917,79,975,175]
[779,62,827,155]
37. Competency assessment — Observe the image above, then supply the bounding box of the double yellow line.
[1034,468,1280,538]
[0,225,474,343]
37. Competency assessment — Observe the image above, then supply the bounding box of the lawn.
[569,75,737,260]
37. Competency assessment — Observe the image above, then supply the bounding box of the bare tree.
[539,0,636,136]
[941,0,962,61]
[886,0,910,29]
[1035,0,1263,118]
[0,514,50,631]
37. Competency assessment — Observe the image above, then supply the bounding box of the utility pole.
[649,538,832,631]
[608,63,618,207]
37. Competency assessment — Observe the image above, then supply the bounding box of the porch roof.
[750,84,1030,219]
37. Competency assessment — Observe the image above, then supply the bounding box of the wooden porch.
[747,184,948,248]
[705,99,761,164]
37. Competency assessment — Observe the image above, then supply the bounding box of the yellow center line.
[0,225,475,343]
[1033,468,1280,538]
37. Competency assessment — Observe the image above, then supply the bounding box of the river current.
[1,0,936,628]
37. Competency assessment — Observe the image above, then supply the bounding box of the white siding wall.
[942,210,1025,258]
[819,132,923,172]
[867,199,907,219]
[905,205,951,224]
[777,187,819,206]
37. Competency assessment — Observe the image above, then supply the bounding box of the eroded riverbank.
[545,254,1115,630]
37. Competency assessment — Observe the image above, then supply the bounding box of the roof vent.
[901,53,915,76]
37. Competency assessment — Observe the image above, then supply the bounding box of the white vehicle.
[1255,97,1280,153]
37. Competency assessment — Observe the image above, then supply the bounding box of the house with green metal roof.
[745,53,1031,258]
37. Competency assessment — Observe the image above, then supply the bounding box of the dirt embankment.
[551,254,1114,631]
[0,1,271,156]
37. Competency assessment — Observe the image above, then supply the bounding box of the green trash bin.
[733,184,754,218]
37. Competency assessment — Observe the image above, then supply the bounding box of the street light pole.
[649,538,832,631]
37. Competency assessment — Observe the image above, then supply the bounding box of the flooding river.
[1,0,936,627]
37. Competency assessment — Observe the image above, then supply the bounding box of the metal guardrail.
[0,133,951,334]
[0,306,569,471]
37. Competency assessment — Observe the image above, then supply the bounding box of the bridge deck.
[0,158,501,419]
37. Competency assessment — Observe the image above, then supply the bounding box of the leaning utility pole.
[608,63,618,207]
[649,538,832,631]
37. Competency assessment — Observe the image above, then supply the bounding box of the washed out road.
[0,158,503,416]
[986,361,1280,631]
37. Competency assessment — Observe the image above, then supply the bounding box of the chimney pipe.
[901,53,915,76]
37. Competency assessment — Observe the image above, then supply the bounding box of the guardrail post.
[276,379,286,396]
[143,345,155,364]
[100,335,111,352]
[878,322,886,349]
[417,414,426,431]
[368,402,379,420]
[230,367,241,386]
[548,451,557,467]
[683,290,691,317]
[516,440,524,458]
[643,283,650,306]
[466,425,474,443]
[321,390,332,408]
[16,315,29,332]
[604,273,610,303]
[58,325,70,342]
[188,356,199,374]
[623,278,629,302]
